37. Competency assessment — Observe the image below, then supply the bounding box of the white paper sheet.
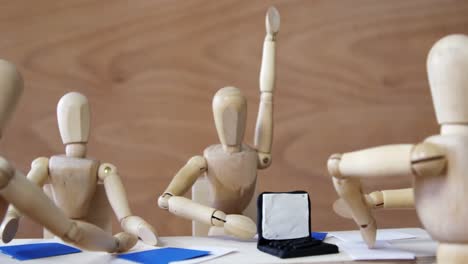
[0,231,435,264]
[329,229,417,242]
[337,241,415,260]
[170,246,236,264]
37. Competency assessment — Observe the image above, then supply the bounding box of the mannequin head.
[212,87,247,153]
[57,92,90,157]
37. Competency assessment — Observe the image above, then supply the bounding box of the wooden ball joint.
[157,6,280,240]
[328,34,468,264]
[1,91,158,251]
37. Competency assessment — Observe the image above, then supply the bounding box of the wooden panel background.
[1,0,467,238]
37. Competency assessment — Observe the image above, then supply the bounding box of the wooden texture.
[378,188,414,209]
[1,0,468,238]
[49,155,99,218]
[333,188,414,220]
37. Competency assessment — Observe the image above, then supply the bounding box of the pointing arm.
[328,143,446,248]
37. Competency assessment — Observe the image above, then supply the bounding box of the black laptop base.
[258,237,339,258]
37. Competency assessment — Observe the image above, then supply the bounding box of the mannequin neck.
[65,143,87,158]
[440,124,468,136]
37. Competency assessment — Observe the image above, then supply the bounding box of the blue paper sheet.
[0,242,81,261]
[118,247,210,264]
[311,232,328,241]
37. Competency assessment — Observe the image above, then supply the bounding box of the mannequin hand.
[114,232,138,252]
[223,214,257,240]
[333,194,380,219]
[121,215,158,246]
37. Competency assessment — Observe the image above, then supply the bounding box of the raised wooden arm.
[254,7,280,169]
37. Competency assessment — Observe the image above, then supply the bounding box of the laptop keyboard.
[267,237,321,251]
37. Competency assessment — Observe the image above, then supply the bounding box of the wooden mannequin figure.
[157,7,280,240]
[327,34,468,263]
[1,91,158,247]
[0,59,137,252]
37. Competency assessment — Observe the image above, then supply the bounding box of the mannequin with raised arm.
[158,7,280,240]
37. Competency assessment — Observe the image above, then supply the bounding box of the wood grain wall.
[1,0,468,238]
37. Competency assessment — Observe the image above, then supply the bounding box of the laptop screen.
[261,193,309,240]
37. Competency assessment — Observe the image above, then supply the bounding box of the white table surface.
[0,228,437,264]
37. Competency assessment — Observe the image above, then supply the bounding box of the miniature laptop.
[257,191,339,258]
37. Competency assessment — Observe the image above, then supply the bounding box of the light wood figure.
[1,91,158,247]
[158,7,280,240]
[327,34,468,263]
[0,60,137,252]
